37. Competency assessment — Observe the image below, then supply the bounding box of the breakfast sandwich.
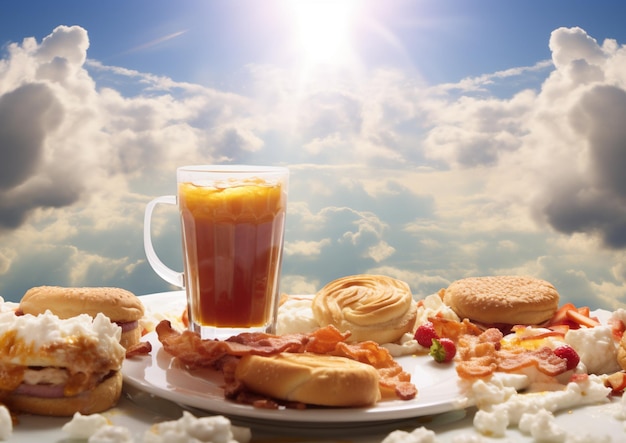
[441,276,560,330]
[0,309,125,416]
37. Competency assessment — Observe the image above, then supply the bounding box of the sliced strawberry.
[577,306,590,317]
[429,338,456,363]
[547,324,570,335]
[549,303,577,325]
[566,309,600,328]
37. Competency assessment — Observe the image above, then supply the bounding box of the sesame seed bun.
[441,276,560,325]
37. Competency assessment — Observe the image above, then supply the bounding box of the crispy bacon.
[456,331,500,379]
[125,340,152,358]
[429,317,483,342]
[154,320,417,403]
[156,321,231,368]
[155,320,348,369]
[331,341,417,400]
[497,347,567,376]
[455,327,569,380]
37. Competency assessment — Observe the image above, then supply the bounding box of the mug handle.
[143,195,184,288]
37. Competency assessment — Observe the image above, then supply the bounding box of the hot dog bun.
[235,353,381,407]
[20,286,144,349]
[312,274,417,344]
[442,276,560,325]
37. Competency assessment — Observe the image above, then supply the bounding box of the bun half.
[20,286,144,321]
[6,371,122,417]
[442,276,559,325]
[235,353,381,407]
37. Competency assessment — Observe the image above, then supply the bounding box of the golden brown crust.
[235,353,381,407]
[312,274,417,344]
[6,371,122,417]
[20,286,144,321]
[442,276,560,325]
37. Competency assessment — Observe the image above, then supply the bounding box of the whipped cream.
[565,325,620,375]
[276,294,319,335]
[143,411,250,443]
[62,412,110,439]
[470,375,611,437]
[0,310,125,367]
[63,411,251,443]
[415,292,460,325]
[381,427,437,443]
[63,412,133,443]
[90,425,133,443]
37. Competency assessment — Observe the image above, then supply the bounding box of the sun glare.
[291,0,358,65]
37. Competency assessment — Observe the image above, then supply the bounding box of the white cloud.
[549,27,607,70]
[0,24,625,314]
[284,239,331,257]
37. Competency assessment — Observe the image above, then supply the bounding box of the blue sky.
[1,0,626,312]
[5,1,626,87]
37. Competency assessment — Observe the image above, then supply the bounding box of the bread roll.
[235,353,381,407]
[312,274,417,344]
[20,286,145,348]
[442,276,559,325]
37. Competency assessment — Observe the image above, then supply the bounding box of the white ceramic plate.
[122,291,469,424]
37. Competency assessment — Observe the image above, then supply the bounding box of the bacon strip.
[455,327,568,380]
[331,341,417,400]
[430,317,483,342]
[125,340,152,358]
[456,331,500,379]
[497,347,567,376]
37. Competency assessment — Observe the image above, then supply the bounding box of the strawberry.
[414,322,439,348]
[553,345,580,371]
[429,338,456,363]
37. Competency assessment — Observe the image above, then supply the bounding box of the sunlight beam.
[292,0,358,65]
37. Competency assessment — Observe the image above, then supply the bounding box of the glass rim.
[177,164,288,173]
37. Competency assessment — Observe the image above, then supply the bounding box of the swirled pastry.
[312,274,417,344]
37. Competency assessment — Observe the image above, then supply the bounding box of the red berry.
[414,322,439,348]
[429,338,456,363]
[553,345,580,371]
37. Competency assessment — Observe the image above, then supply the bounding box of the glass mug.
[144,165,289,339]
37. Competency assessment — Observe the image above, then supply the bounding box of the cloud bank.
[0,25,625,311]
